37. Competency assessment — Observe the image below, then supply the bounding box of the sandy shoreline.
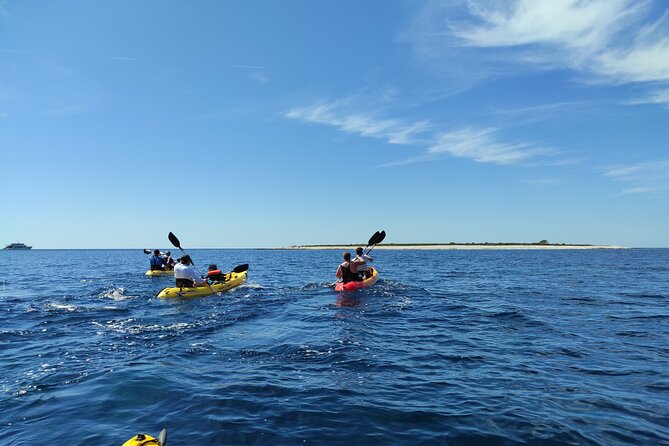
[279,244,626,250]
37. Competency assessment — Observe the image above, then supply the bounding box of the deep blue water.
[1,248,668,445]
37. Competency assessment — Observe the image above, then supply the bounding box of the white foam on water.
[92,319,195,335]
[98,287,132,301]
[45,302,78,312]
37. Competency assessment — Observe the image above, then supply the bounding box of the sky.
[1,0,668,248]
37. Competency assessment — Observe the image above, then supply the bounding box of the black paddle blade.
[158,428,167,446]
[232,264,249,273]
[377,230,386,244]
[143,249,151,254]
[367,231,380,246]
[168,232,181,249]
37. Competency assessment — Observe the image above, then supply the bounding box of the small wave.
[45,302,78,312]
[609,314,669,321]
[615,331,650,338]
[97,287,132,300]
[569,365,648,377]
[92,319,196,335]
[618,292,667,299]
[644,381,669,391]
[241,282,264,290]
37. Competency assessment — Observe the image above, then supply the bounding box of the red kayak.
[334,267,379,291]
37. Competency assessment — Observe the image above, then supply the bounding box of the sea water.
[1,249,668,445]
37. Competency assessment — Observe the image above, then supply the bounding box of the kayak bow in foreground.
[122,428,166,446]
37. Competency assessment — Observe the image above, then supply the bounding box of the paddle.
[168,232,188,260]
[233,264,249,273]
[366,230,385,254]
[158,428,167,446]
[363,231,380,253]
[168,232,209,285]
[144,249,166,255]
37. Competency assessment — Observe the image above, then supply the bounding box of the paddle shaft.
[168,232,209,285]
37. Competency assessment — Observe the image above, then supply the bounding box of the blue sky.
[1,0,668,248]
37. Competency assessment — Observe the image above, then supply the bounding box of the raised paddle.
[168,232,187,258]
[363,231,380,253]
[366,230,386,255]
[168,232,209,285]
[158,428,167,446]
[144,249,166,255]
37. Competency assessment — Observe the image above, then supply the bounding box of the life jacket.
[207,269,225,281]
[341,262,361,284]
[150,256,165,271]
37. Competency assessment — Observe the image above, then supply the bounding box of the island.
[278,240,625,250]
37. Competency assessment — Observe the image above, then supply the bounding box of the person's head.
[343,252,351,261]
[153,249,160,256]
[356,247,363,255]
[208,264,217,271]
[180,255,192,265]
[165,251,171,257]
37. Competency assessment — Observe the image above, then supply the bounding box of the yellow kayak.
[157,269,247,298]
[122,429,166,445]
[145,269,174,277]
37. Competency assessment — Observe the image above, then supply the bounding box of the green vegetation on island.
[287,240,595,248]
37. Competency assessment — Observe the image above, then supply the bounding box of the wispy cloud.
[410,1,669,98]
[285,101,431,145]
[286,100,556,166]
[605,160,669,194]
[451,0,636,55]
[625,88,669,107]
[428,128,553,164]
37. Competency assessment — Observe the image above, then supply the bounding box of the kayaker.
[353,247,373,279]
[206,264,226,283]
[164,251,176,271]
[149,249,166,271]
[336,252,362,284]
[174,255,207,288]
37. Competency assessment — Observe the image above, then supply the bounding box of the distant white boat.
[3,243,32,250]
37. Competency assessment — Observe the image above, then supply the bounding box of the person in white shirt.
[353,247,373,279]
[174,255,207,288]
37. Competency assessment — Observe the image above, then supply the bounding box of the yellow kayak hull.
[157,270,247,298]
[122,434,157,445]
[145,270,174,277]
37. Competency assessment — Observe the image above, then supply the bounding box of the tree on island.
[537,240,549,245]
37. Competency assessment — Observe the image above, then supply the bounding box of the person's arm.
[350,261,358,273]
[187,267,206,285]
[336,265,342,278]
[364,254,373,262]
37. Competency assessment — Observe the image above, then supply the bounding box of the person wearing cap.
[163,251,175,271]
[174,255,207,288]
[149,249,166,271]
[353,247,373,279]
